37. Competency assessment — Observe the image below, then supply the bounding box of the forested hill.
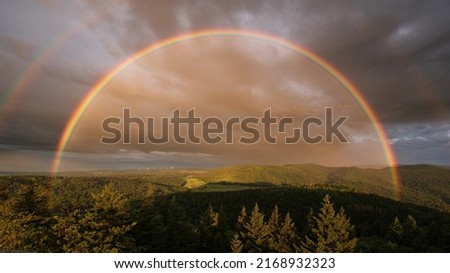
[193,164,450,212]
[1,164,450,252]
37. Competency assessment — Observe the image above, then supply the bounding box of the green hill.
[2,165,450,253]
[197,164,329,185]
[192,164,450,212]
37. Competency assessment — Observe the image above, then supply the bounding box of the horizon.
[1,162,448,176]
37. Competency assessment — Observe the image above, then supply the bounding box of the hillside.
[2,165,450,252]
[171,187,450,252]
[192,164,450,212]
[397,165,450,211]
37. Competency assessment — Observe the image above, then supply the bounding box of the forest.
[1,164,450,252]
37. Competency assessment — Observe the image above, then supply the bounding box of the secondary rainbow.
[50,29,401,199]
[0,1,120,124]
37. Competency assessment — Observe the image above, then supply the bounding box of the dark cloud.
[0,36,35,62]
[389,122,450,164]
[0,0,449,171]
[109,0,450,124]
[0,148,55,172]
[41,57,105,87]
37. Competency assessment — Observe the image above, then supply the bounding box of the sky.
[0,0,449,172]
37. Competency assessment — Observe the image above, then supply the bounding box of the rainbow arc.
[50,29,401,199]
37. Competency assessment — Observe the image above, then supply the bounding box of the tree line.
[1,177,450,252]
[1,183,357,252]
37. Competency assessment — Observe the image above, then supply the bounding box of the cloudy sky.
[0,0,449,172]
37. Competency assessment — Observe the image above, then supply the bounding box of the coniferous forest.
[1,164,450,253]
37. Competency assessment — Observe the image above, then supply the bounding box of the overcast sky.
[0,0,449,172]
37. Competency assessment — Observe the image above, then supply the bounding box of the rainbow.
[50,29,401,199]
[0,2,120,124]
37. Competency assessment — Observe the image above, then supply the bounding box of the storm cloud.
[0,0,449,171]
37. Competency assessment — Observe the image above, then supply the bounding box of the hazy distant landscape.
[2,164,450,253]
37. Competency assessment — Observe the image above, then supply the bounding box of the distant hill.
[396,165,450,211]
[193,164,450,212]
[15,164,449,212]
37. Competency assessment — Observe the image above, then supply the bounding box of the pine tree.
[390,217,404,236]
[274,213,300,252]
[233,203,273,252]
[198,205,229,252]
[268,205,281,235]
[230,233,243,253]
[266,205,300,252]
[388,215,419,251]
[0,212,54,252]
[200,205,219,229]
[10,184,47,215]
[52,184,136,252]
[301,195,356,253]
[0,183,54,252]
[233,204,301,253]
[404,215,417,231]
[146,211,168,251]
[236,206,247,232]
[91,184,128,218]
[243,203,272,252]
[164,198,199,252]
[52,209,135,252]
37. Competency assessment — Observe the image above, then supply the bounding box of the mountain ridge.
[191,164,450,212]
